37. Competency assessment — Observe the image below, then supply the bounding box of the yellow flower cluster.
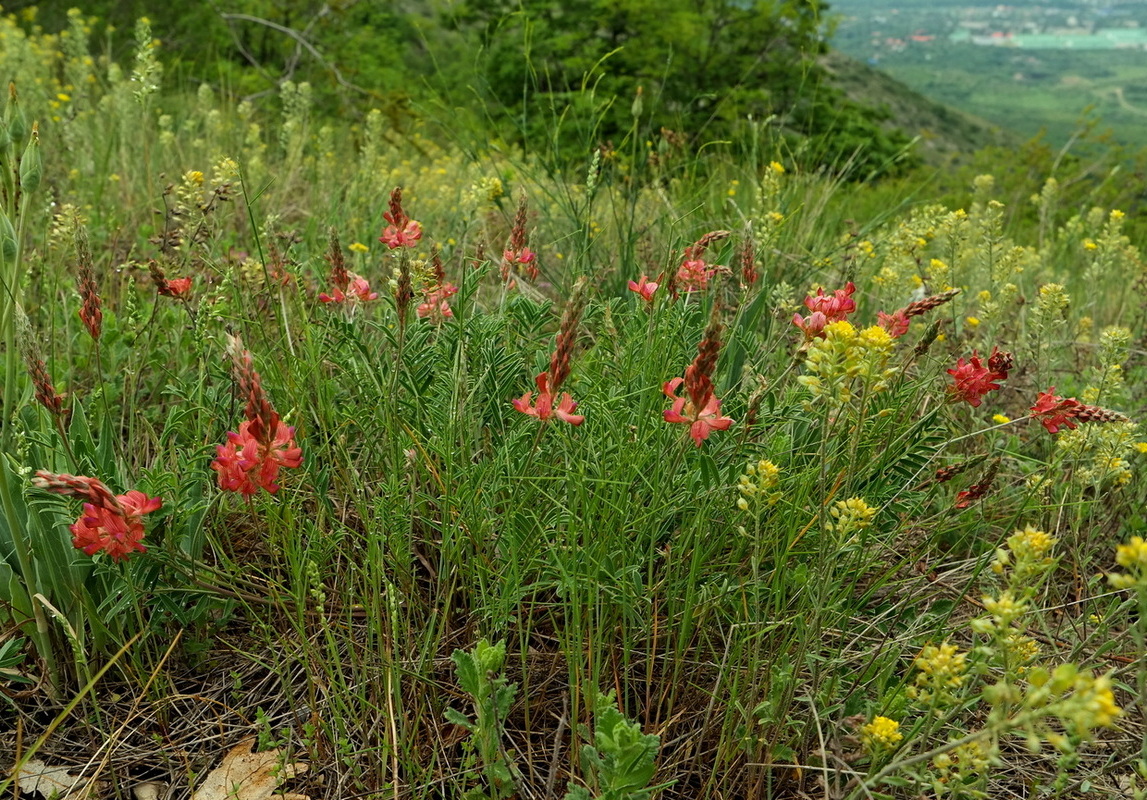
[1025,666,1121,740]
[1057,421,1138,488]
[859,716,902,752]
[463,176,505,208]
[827,496,877,537]
[1109,535,1147,589]
[736,459,781,512]
[974,590,1027,631]
[754,160,788,242]
[991,525,1056,581]
[1032,283,1070,331]
[908,641,967,708]
[797,322,895,409]
[1070,673,1121,731]
[932,740,993,783]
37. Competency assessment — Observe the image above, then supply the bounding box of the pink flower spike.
[877,309,910,338]
[628,275,659,304]
[31,471,160,562]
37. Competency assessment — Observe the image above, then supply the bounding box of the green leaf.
[444,706,477,732]
[451,647,481,695]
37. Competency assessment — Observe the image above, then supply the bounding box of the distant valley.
[830,0,1147,149]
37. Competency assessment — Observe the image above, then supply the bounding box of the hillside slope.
[821,50,1019,165]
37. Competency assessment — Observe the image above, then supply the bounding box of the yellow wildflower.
[348,242,369,254]
[993,414,1011,424]
[860,716,902,752]
[1116,536,1147,571]
[828,497,877,535]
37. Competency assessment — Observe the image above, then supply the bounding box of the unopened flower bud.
[19,122,41,193]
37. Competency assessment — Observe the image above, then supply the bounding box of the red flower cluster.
[663,313,734,446]
[319,275,379,304]
[160,277,193,298]
[417,283,458,321]
[1027,387,1129,434]
[947,347,1010,408]
[379,187,422,249]
[513,371,584,425]
[674,231,730,294]
[32,471,161,562]
[148,260,194,299]
[213,419,304,495]
[502,193,538,282]
[211,337,303,496]
[792,282,856,339]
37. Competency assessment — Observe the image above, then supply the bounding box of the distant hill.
[820,50,1019,165]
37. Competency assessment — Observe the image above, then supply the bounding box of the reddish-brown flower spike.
[1028,388,1128,435]
[662,303,734,446]
[225,335,279,445]
[902,288,961,319]
[503,192,538,282]
[326,227,349,293]
[25,350,68,423]
[1075,404,1130,426]
[380,186,422,249]
[32,470,161,561]
[739,234,758,287]
[512,278,588,425]
[17,312,69,424]
[913,456,987,491]
[954,459,1000,509]
[548,280,589,393]
[74,226,101,340]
